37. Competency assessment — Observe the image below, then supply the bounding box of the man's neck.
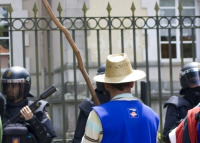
[110,89,131,99]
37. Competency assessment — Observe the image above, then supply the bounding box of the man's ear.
[104,83,109,90]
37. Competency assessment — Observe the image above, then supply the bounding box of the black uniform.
[72,89,110,143]
[163,88,200,142]
[1,66,56,143]
[3,97,56,143]
[72,64,111,143]
[163,62,200,142]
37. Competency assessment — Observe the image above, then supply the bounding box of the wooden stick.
[42,0,100,105]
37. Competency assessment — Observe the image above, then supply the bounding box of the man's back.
[94,99,159,143]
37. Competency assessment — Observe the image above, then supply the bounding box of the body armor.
[3,99,56,143]
[163,95,191,142]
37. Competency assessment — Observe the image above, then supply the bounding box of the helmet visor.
[2,82,22,100]
[183,69,200,88]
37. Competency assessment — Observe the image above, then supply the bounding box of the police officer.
[163,62,200,142]
[1,66,56,143]
[72,64,111,143]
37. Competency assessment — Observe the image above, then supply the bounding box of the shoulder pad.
[79,98,95,113]
[164,95,190,108]
[27,93,34,98]
[29,100,49,112]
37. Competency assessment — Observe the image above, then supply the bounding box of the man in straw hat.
[81,53,159,143]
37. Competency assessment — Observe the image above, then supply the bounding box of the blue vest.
[93,100,159,143]
[198,123,200,143]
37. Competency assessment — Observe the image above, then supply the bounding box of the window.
[0,6,9,68]
[159,0,196,59]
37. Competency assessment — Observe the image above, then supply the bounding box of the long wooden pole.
[42,0,100,105]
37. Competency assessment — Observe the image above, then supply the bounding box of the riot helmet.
[95,64,110,104]
[180,62,200,89]
[1,66,31,101]
[96,64,106,91]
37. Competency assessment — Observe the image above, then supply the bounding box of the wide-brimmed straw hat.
[93,53,146,83]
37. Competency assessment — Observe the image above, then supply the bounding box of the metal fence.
[0,2,200,142]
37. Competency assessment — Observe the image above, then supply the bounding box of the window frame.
[0,5,10,69]
[159,0,198,62]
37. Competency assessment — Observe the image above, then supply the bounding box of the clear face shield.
[182,68,200,88]
[1,79,25,100]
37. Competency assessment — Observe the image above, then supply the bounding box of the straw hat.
[93,53,146,83]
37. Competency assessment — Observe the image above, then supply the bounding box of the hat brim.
[93,70,146,83]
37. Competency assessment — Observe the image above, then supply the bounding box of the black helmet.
[96,64,110,104]
[180,62,200,89]
[1,66,31,100]
[97,64,106,75]
[96,64,106,91]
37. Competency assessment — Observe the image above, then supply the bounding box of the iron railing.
[0,2,199,142]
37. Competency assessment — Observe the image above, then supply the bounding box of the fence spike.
[82,2,88,16]
[8,3,13,15]
[32,3,38,17]
[107,2,112,16]
[178,2,183,16]
[154,2,159,16]
[57,2,63,17]
[131,2,136,16]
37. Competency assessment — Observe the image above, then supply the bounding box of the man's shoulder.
[79,98,95,112]
[164,95,190,108]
